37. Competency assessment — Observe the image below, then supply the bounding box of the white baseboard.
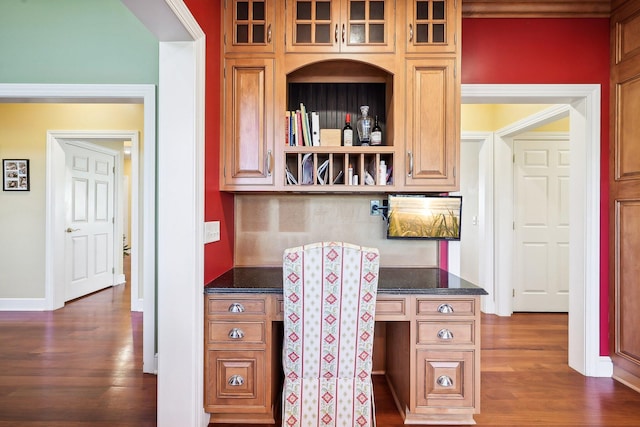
[115,273,126,285]
[131,297,144,312]
[0,298,48,311]
[595,356,613,377]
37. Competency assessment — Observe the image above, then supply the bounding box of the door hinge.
[453,166,456,178]
[113,166,115,174]
[513,153,516,163]
[512,289,515,297]
[112,217,115,224]
[513,221,515,230]
[112,267,115,274]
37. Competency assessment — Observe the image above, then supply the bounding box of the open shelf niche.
[284,59,395,190]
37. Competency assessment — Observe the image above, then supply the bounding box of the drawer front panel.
[417,321,475,345]
[416,298,476,316]
[375,297,408,318]
[208,297,267,315]
[208,320,266,344]
[207,350,266,407]
[416,350,474,409]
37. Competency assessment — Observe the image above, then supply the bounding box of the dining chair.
[282,241,380,427]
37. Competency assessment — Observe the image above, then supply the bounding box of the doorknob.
[66,227,80,233]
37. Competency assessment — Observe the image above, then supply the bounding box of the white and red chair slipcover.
[282,241,380,427]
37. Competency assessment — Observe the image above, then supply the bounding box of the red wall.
[462,18,610,355]
[184,0,235,283]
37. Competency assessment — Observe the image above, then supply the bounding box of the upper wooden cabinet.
[219,0,460,193]
[223,0,276,54]
[285,0,395,53]
[221,58,275,188]
[405,0,459,53]
[404,57,458,189]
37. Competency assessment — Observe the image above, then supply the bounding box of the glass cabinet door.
[225,0,275,53]
[286,0,394,53]
[406,0,458,53]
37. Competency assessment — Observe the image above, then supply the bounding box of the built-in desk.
[204,268,487,425]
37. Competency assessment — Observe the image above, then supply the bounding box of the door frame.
[48,133,138,308]
[0,83,157,375]
[460,84,610,377]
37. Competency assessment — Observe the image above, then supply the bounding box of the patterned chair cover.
[282,242,380,427]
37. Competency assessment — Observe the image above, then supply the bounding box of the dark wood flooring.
[0,258,156,427]
[2,271,640,426]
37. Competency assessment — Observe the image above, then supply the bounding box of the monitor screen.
[386,194,462,240]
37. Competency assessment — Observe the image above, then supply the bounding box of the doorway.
[452,84,608,377]
[0,83,157,376]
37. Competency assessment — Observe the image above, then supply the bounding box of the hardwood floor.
[0,257,156,427]
[2,282,640,426]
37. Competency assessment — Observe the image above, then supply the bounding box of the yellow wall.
[461,104,570,132]
[0,103,143,299]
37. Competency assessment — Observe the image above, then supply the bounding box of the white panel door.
[513,135,570,312]
[64,142,115,301]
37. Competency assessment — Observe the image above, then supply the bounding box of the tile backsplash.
[235,194,438,267]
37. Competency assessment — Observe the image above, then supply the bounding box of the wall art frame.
[3,159,30,191]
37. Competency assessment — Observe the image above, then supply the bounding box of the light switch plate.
[204,221,220,244]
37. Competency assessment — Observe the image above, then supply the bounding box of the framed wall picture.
[3,159,30,191]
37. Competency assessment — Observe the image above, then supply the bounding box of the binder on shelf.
[311,112,320,146]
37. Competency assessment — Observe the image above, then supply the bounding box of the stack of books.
[285,103,319,147]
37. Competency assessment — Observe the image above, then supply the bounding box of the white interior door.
[64,142,115,301]
[513,134,570,312]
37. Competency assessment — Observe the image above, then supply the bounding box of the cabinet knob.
[437,328,454,340]
[437,375,453,387]
[228,375,244,386]
[228,303,245,313]
[437,303,454,314]
[228,328,245,339]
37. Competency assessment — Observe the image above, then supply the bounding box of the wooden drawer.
[375,297,408,319]
[208,320,266,344]
[207,296,267,315]
[206,350,266,408]
[416,350,475,409]
[416,298,476,317]
[417,321,475,345]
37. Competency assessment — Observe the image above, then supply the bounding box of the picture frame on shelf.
[3,159,30,191]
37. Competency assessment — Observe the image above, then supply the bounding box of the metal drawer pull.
[437,328,454,340]
[228,375,244,386]
[228,303,245,313]
[228,328,244,339]
[437,375,453,387]
[437,303,454,314]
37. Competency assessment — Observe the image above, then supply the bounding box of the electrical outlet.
[204,221,220,244]
[370,200,380,216]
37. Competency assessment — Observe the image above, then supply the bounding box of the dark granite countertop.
[204,267,488,296]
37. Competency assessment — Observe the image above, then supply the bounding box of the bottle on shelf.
[371,115,382,146]
[347,164,354,186]
[342,113,353,146]
[356,105,372,146]
[378,160,387,186]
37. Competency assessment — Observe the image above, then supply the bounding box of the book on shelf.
[285,111,291,146]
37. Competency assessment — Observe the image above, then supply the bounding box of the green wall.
[0,0,158,84]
